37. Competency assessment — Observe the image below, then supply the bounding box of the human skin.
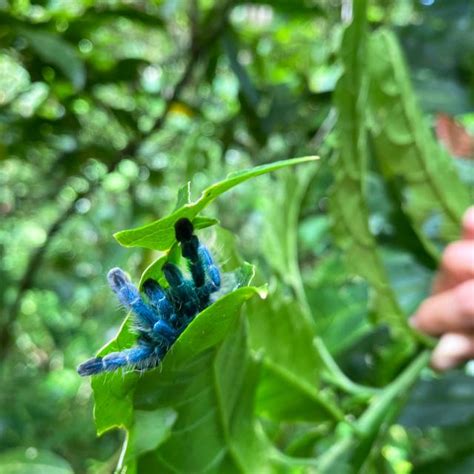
[410,206,474,370]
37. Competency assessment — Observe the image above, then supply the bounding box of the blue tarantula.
[77,218,221,376]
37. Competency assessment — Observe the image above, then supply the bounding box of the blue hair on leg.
[77,345,155,376]
[184,236,206,287]
[163,263,200,324]
[142,279,176,322]
[198,246,221,290]
[174,218,221,310]
[108,268,158,328]
[77,357,105,376]
[175,219,205,286]
[152,319,178,342]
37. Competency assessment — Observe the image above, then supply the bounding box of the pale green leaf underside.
[330,5,414,344]
[367,29,470,255]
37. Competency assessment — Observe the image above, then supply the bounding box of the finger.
[462,206,474,240]
[431,332,474,371]
[411,280,474,335]
[432,241,474,294]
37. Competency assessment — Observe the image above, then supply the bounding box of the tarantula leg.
[190,245,221,310]
[175,218,205,286]
[77,345,155,376]
[152,319,178,343]
[142,279,176,322]
[174,218,221,294]
[107,268,158,328]
[197,245,221,291]
[162,262,199,323]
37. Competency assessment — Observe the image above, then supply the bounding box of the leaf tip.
[256,286,269,299]
[113,230,130,247]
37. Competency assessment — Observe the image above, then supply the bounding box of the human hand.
[410,206,474,370]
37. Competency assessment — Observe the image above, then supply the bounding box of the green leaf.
[330,2,416,349]
[173,182,191,210]
[92,316,138,435]
[367,29,471,255]
[114,156,319,250]
[249,295,344,423]
[307,254,370,356]
[20,29,86,90]
[246,169,344,422]
[90,249,320,472]
[0,449,73,474]
[123,407,177,466]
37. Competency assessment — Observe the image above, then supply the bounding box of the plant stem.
[314,337,380,399]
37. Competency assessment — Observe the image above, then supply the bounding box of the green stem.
[316,350,431,473]
[409,326,437,349]
[314,337,380,399]
[357,350,430,435]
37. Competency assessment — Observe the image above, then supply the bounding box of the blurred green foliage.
[0,0,473,473]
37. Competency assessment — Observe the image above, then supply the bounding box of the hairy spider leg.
[142,279,176,322]
[180,234,206,286]
[77,344,160,376]
[162,262,200,326]
[198,245,221,292]
[174,218,221,310]
[192,245,222,310]
[175,218,205,287]
[152,319,179,342]
[107,268,158,329]
[140,278,181,345]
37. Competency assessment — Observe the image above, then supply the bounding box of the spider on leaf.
[77,218,221,376]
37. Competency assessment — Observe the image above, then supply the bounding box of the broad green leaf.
[367,29,471,256]
[90,241,318,472]
[0,449,73,474]
[247,169,345,422]
[122,314,316,474]
[307,253,370,356]
[114,156,319,250]
[128,309,323,474]
[20,29,86,90]
[249,295,344,423]
[92,316,138,435]
[330,2,415,348]
[127,408,177,460]
[91,156,325,471]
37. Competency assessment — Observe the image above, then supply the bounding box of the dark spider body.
[77,218,221,376]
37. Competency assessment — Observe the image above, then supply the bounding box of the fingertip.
[462,206,474,240]
[431,333,474,371]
